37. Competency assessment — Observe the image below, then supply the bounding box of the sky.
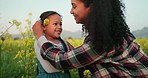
[0,0,148,34]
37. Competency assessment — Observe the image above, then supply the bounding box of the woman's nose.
[70,8,73,14]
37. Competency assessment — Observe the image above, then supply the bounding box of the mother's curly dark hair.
[82,0,134,51]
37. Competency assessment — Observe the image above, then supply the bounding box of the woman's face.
[70,0,91,24]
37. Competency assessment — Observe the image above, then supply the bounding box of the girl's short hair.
[40,11,61,23]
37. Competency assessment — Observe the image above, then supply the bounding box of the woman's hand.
[32,20,44,40]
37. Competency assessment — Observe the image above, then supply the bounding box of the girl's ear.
[42,26,46,31]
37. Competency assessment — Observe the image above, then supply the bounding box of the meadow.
[0,36,148,78]
[0,36,83,78]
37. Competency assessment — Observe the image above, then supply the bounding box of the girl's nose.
[57,24,62,28]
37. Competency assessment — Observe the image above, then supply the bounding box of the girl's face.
[70,0,91,24]
[43,14,62,39]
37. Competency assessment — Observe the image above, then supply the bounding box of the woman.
[33,0,148,78]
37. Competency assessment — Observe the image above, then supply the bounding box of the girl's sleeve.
[37,36,107,70]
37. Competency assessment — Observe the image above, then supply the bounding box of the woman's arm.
[37,36,107,70]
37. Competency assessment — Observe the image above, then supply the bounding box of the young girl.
[34,11,73,78]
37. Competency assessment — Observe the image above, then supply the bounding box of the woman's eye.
[72,4,76,9]
[72,6,76,9]
[60,22,62,26]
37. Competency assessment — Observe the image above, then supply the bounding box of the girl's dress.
[34,38,73,78]
[36,61,70,78]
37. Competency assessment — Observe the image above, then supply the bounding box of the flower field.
[0,37,148,78]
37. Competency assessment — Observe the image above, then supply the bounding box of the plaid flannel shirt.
[38,35,148,78]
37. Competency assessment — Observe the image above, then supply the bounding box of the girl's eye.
[54,23,58,26]
[53,22,62,27]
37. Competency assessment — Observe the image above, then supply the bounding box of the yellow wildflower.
[83,69,92,78]
[43,18,50,26]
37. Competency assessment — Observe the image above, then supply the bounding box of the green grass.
[0,39,27,78]
[0,51,24,78]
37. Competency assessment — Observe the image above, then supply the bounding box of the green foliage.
[66,38,83,48]
[135,38,148,55]
[14,38,36,78]
[0,39,25,78]
[1,13,36,78]
[13,13,36,78]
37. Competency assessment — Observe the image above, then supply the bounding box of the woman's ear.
[88,3,93,10]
